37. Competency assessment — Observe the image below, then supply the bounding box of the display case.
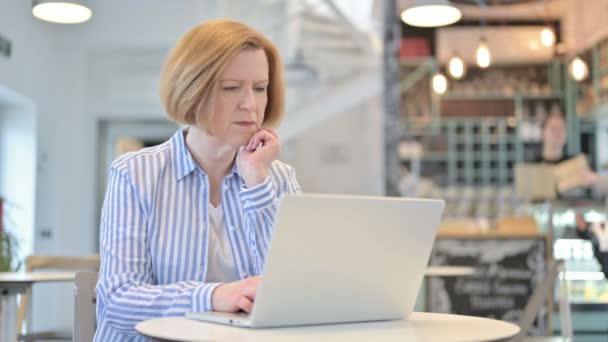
[523,201,608,308]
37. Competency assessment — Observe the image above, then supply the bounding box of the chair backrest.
[24,255,100,272]
[73,271,99,342]
[513,260,572,341]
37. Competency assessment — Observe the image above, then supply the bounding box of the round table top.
[135,312,520,342]
[424,266,476,277]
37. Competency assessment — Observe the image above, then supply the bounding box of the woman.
[94,19,302,340]
[535,111,607,278]
[534,111,598,191]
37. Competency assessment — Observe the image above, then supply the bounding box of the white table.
[136,312,520,342]
[0,272,75,342]
[424,266,476,277]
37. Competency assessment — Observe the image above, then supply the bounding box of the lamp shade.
[32,0,92,24]
[400,0,461,28]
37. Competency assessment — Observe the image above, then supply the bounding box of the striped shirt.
[94,128,302,341]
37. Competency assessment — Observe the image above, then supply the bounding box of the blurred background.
[1,0,607,340]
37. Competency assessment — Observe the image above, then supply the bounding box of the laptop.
[186,194,445,328]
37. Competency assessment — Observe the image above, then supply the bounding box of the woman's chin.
[229,134,254,148]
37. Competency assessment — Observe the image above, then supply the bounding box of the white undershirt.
[205,203,240,283]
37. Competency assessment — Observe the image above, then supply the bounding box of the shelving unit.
[413,117,521,186]
[398,61,570,222]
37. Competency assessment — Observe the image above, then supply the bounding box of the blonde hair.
[159,19,285,129]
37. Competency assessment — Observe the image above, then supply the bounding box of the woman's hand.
[589,222,608,251]
[583,171,600,187]
[237,128,281,188]
[211,276,260,313]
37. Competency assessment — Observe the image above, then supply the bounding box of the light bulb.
[476,38,491,68]
[570,57,589,81]
[448,56,466,79]
[540,27,555,47]
[432,73,448,94]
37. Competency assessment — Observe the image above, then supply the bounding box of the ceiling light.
[32,0,92,24]
[540,27,555,47]
[476,38,491,68]
[569,57,589,82]
[432,73,448,94]
[448,56,466,79]
[400,0,462,28]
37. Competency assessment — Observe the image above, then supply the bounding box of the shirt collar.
[171,128,241,181]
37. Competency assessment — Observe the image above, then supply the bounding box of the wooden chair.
[16,255,100,341]
[514,260,573,342]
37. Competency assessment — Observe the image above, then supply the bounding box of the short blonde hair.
[160,19,285,129]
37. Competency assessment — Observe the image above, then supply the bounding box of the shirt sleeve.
[238,164,302,273]
[96,166,221,334]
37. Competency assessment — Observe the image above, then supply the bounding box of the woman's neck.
[185,127,237,181]
[542,145,563,162]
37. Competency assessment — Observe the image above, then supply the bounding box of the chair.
[16,255,100,341]
[73,271,99,342]
[515,260,573,342]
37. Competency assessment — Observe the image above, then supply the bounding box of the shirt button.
[229,226,236,232]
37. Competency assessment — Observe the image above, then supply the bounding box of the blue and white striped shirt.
[94,129,301,341]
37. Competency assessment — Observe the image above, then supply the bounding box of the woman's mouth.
[234,121,257,128]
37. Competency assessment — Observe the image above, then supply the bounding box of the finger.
[256,130,279,148]
[241,286,258,301]
[591,223,603,236]
[247,135,259,151]
[236,295,254,314]
[248,130,273,151]
[252,130,270,147]
[250,135,262,151]
[262,128,279,139]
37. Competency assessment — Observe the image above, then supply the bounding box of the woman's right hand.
[211,276,260,313]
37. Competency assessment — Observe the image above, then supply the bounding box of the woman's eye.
[223,86,239,91]
[255,87,267,93]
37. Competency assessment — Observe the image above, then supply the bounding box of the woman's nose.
[239,88,256,111]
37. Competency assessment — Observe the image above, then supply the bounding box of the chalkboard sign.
[428,237,547,335]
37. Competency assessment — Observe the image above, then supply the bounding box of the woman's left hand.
[583,171,600,187]
[237,128,281,188]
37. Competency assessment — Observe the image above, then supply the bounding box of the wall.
[0,0,384,332]
[283,95,384,195]
[561,0,608,55]
[0,0,223,332]
[0,88,36,266]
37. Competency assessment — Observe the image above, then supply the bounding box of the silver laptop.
[186,194,445,328]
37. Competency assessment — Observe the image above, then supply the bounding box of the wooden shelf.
[440,93,562,101]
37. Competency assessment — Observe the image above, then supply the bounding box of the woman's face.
[209,48,269,147]
[543,115,567,149]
